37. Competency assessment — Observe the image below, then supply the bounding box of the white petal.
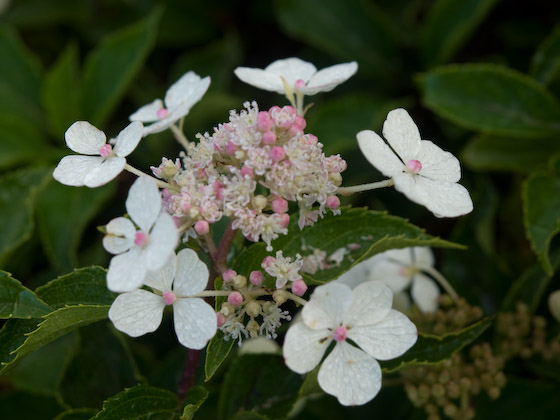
[103,217,136,254]
[173,298,217,349]
[106,249,148,292]
[113,121,143,157]
[301,61,358,95]
[65,121,106,154]
[318,341,381,406]
[411,273,440,313]
[144,213,178,271]
[283,321,331,374]
[164,72,210,112]
[344,281,393,327]
[141,118,175,136]
[83,156,126,187]
[129,99,163,123]
[125,177,161,232]
[356,130,404,177]
[548,290,560,323]
[144,252,176,292]
[367,254,411,293]
[266,57,317,87]
[413,176,474,218]
[173,248,209,296]
[348,309,417,360]
[302,282,353,330]
[413,247,434,267]
[233,67,286,94]
[53,155,103,186]
[335,258,376,289]
[392,172,431,209]
[382,109,421,163]
[416,140,461,182]
[109,289,165,337]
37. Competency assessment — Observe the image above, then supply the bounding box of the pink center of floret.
[99,144,112,157]
[294,79,306,89]
[134,231,148,247]
[333,326,347,342]
[406,159,422,174]
[157,108,169,119]
[162,291,176,305]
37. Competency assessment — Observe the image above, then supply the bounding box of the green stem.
[417,264,459,302]
[170,124,190,151]
[336,178,394,195]
[124,164,178,191]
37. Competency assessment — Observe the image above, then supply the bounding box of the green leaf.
[42,43,82,138]
[522,161,560,275]
[0,319,41,370]
[204,330,235,381]
[421,0,501,66]
[82,8,162,126]
[181,386,209,420]
[0,390,63,420]
[91,384,179,420]
[233,208,463,286]
[0,167,51,263]
[0,114,49,170]
[0,270,52,318]
[530,26,560,86]
[53,408,98,420]
[380,317,493,372]
[418,64,560,138]
[218,354,303,420]
[36,180,116,271]
[461,135,560,173]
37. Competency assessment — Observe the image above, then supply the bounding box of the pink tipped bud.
[99,143,112,157]
[406,159,422,174]
[216,312,227,327]
[157,108,170,119]
[283,106,297,116]
[306,134,318,145]
[262,256,275,268]
[269,105,281,114]
[226,141,237,155]
[294,79,306,89]
[257,111,273,131]
[262,131,277,145]
[223,269,237,283]
[228,291,243,306]
[134,231,147,247]
[294,115,306,129]
[194,220,210,235]
[325,195,340,210]
[291,278,308,296]
[280,213,290,228]
[172,216,183,227]
[333,326,347,342]
[162,291,177,306]
[271,197,288,214]
[249,270,264,286]
[270,146,285,162]
[240,165,254,178]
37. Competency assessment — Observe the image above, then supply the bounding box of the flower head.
[53,121,142,187]
[130,71,210,136]
[283,281,417,406]
[108,248,217,349]
[357,108,473,217]
[103,177,178,292]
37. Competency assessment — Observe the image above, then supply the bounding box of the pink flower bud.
[194,220,210,235]
[162,291,176,306]
[333,326,347,342]
[262,131,277,145]
[270,146,285,162]
[269,105,281,114]
[291,278,308,296]
[294,115,306,129]
[99,144,112,158]
[228,291,243,306]
[262,256,275,268]
[249,270,264,286]
[134,231,147,247]
[223,269,237,283]
[406,159,422,174]
[271,197,288,214]
[257,111,273,132]
[226,141,237,155]
[325,195,340,210]
[240,165,254,178]
[157,108,169,119]
[306,134,318,145]
[216,312,227,327]
[280,213,290,228]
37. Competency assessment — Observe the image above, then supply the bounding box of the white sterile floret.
[234,57,357,96]
[283,281,417,406]
[108,248,217,349]
[53,120,143,187]
[103,177,178,292]
[130,71,210,136]
[357,108,473,218]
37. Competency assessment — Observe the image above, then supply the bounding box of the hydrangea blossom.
[103,177,178,292]
[53,121,142,187]
[357,109,473,217]
[283,281,417,406]
[234,57,357,96]
[130,71,210,136]
[108,248,217,349]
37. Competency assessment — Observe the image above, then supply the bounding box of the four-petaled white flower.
[234,57,358,96]
[357,108,473,218]
[53,121,143,188]
[283,280,417,406]
[103,177,178,292]
[129,71,210,136]
[108,248,217,349]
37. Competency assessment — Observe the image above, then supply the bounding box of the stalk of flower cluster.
[416,264,459,302]
[124,164,178,191]
[336,178,394,195]
[170,124,190,151]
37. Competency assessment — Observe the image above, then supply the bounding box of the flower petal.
[344,281,393,328]
[266,57,317,87]
[357,129,404,177]
[411,273,440,313]
[173,298,217,349]
[317,341,382,406]
[416,140,461,183]
[83,156,126,187]
[173,248,209,296]
[164,71,210,112]
[283,321,331,374]
[125,177,161,232]
[65,121,106,154]
[129,99,163,123]
[413,247,434,267]
[301,61,358,95]
[103,217,136,254]
[348,309,417,360]
[335,256,378,289]
[144,251,177,292]
[233,67,286,94]
[53,155,103,186]
[108,289,165,337]
[409,176,473,218]
[367,252,411,293]
[113,121,143,157]
[302,282,353,330]
[144,213,178,271]
[106,248,147,292]
[382,108,421,163]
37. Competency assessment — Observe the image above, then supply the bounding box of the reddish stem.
[177,349,201,401]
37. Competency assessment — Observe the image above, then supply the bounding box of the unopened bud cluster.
[412,295,484,335]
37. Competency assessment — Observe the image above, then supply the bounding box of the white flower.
[283,281,417,406]
[53,121,142,187]
[103,177,178,292]
[108,248,217,349]
[234,57,357,96]
[357,108,473,218]
[129,71,210,136]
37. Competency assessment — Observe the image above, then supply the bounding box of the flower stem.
[203,233,217,259]
[177,349,201,401]
[336,178,394,195]
[214,219,236,274]
[124,164,178,191]
[285,291,307,306]
[170,124,190,151]
[417,264,459,302]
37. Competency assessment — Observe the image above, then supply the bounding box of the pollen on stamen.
[99,144,112,157]
[157,108,170,119]
[162,291,176,305]
[406,159,422,174]
[333,326,347,342]
[134,231,148,247]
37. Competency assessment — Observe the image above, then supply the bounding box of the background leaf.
[0,271,52,318]
[204,330,235,381]
[181,386,209,420]
[530,26,560,86]
[0,114,49,171]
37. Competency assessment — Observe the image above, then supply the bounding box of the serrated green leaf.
[204,330,235,381]
[181,386,209,420]
[52,408,98,420]
[380,317,492,372]
[0,270,52,318]
[421,0,501,66]
[530,26,560,86]
[91,385,179,420]
[218,354,303,420]
[0,113,49,171]
[418,64,560,138]
[82,8,162,126]
[0,318,40,369]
